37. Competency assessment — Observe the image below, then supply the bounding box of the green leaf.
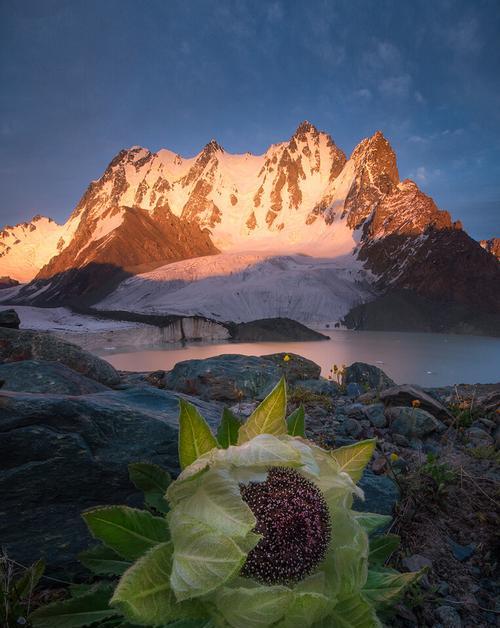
[179,399,219,470]
[79,544,132,576]
[111,542,192,625]
[277,590,331,627]
[128,462,172,514]
[322,507,369,600]
[354,512,392,536]
[217,407,242,448]
[170,467,256,539]
[169,516,246,601]
[82,505,170,561]
[15,559,45,599]
[31,585,117,628]
[326,594,382,627]
[362,569,422,608]
[368,534,400,565]
[330,439,376,482]
[69,584,93,598]
[287,405,305,437]
[216,584,291,628]
[165,621,214,627]
[238,377,287,443]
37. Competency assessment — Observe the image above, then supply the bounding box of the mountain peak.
[294,120,319,138]
[203,139,224,154]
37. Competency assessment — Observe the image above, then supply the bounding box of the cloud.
[409,166,442,183]
[414,90,426,104]
[363,40,402,73]
[415,166,428,182]
[266,2,284,23]
[301,5,346,66]
[379,74,412,98]
[352,88,372,101]
[408,135,429,144]
[407,128,465,144]
[445,17,483,55]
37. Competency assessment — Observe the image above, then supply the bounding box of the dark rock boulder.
[229,318,329,342]
[475,390,500,416]
[261,352,322,382]
[347,402,386,428]
[344,362,395,390]
[163,354,282,401]
[0,386,222,577]
[292,378,340,396]
[355,468,399,515]
[386,406,446,439]
[0,327,120,387]
[0,360,109,394]
[0,308,20,329]
[380,384,452,421]
[163,353,324,401]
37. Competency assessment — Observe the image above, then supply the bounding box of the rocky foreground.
[0,318,499,627]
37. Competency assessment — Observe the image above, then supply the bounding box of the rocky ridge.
[2,122,499,334]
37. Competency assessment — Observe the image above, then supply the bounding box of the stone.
[380,384,452,421]
[345,418,362,438]
[163,354,282,400]
[357,391,378,404]
[144,370,166,388]
[402,554,433,572]
[435,605,462,628]
[346,403,365,419]
[260,352,321,381]
[362,403,387,428]
[0,387,222,577]
[346,382,362,398]
[292,378,340,396]
[0,308,20,329]
[229,401,258,418]
[372,456,387,475]
[447,538,475,562]
[477,418,495,431]
[344,362,395,390]
[476,390,500,416]
[392,433,410,447]
[436,581,450,596]
[465,427,494,447]
[355,468,399,515]
[0,360,109,395]
[0,327,119,387]
[495,425,500,449]
[230,318,329,342]
[386,406,445,439]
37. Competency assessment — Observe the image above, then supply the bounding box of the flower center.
[240,466,331,585]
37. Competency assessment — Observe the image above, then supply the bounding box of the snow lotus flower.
[31,378,421,628]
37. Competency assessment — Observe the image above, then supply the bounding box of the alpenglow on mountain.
[1,122,499,334]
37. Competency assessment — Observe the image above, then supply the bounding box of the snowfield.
[97,252,375,325]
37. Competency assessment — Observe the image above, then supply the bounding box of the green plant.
[289,387,333,409]
[1,550,45,627]
[419,453,456,494]
[31,378,421,628]
[468,445,500,464]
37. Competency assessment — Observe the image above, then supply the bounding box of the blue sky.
[1,0,499,239]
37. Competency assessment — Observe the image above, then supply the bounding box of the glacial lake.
[100,330,500,387]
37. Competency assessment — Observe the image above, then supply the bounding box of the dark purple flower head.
[240,466,331,585]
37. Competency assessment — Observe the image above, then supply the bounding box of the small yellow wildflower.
[390,453,399,463]
[412,399,421,408]
[283,354,291,362]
